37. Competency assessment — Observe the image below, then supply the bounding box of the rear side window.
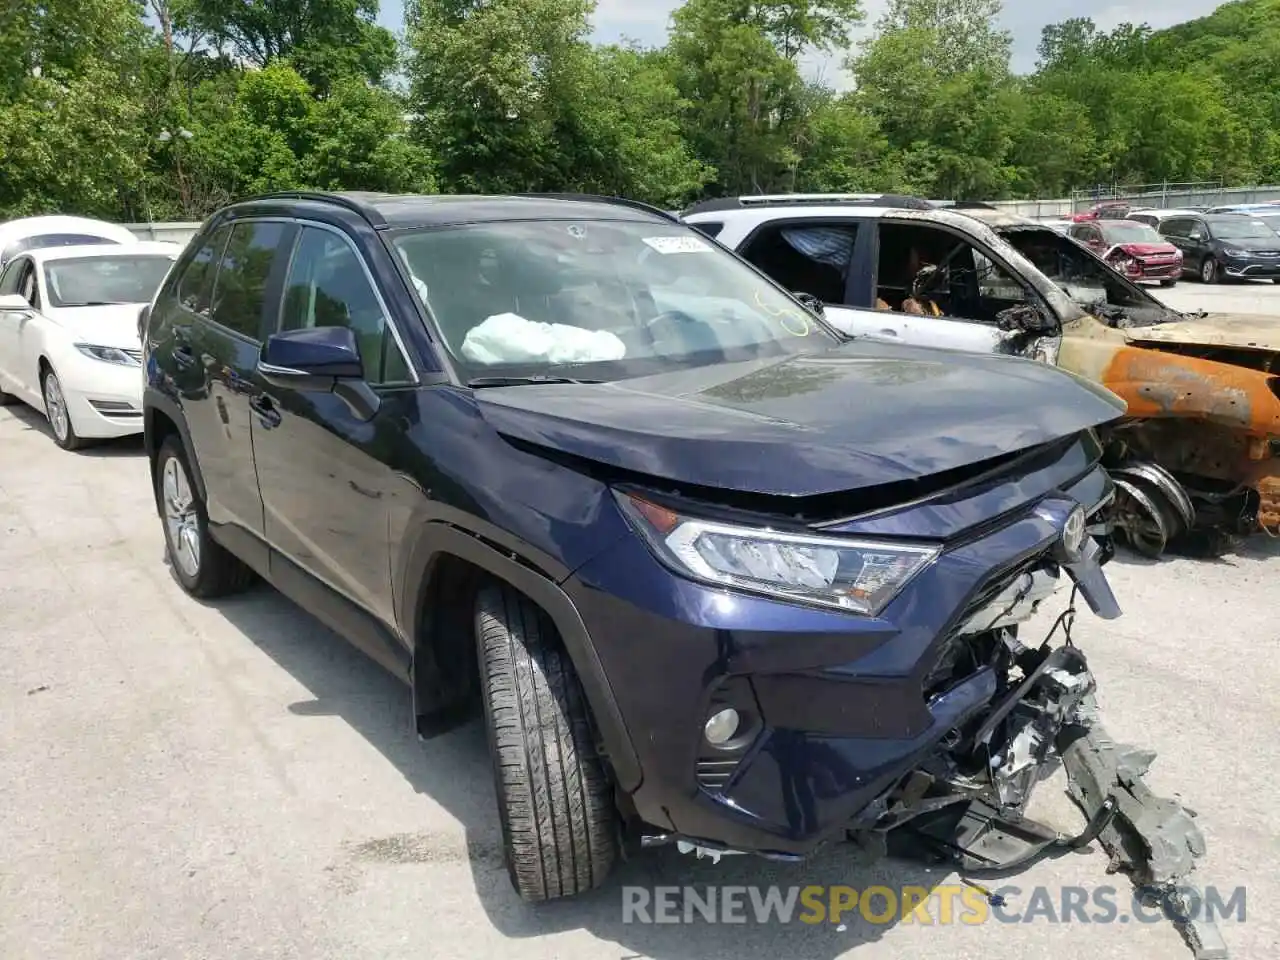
[739,222,858,303]
[208,220,289,339]
[0,257,24,295]
[1159,219,1187,238]
[176,224,232,315]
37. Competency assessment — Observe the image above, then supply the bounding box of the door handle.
[249,394,282,428]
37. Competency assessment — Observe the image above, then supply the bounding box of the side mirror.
[0,293,31,311]
[137,304,151,341]
[997,303,1059,335]
[259,326,380,420]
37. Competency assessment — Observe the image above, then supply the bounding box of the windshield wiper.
[467,375,604,388]
[59,300,123,307]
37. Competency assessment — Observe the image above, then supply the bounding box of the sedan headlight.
[617,492,939,615]
[75,344,140,366]
[1221,246,1246,258]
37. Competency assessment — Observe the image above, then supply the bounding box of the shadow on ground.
[6,402,145,457]
[206,578,972,960]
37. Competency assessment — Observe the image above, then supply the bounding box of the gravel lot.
[3,283,1279,960]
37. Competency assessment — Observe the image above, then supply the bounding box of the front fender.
[143,385,207,505]
[396,520,641,792]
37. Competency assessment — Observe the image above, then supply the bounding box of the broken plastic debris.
[461,312,627,365]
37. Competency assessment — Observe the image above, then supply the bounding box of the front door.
[251,222,417,629]
[0,257,36,401]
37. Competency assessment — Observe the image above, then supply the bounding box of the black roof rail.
[948,201,999,210]
[680,193,936,216]
[236,190,391,227]
[512,193,679,222]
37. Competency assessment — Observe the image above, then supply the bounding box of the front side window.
[391,220,838,383]
[280,226,411,385]
[43,255,175,308]
[0,257,26,296]
[875,223,1031,324]
[208,220,288,339]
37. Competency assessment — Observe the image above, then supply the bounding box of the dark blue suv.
[140,191,1151,903]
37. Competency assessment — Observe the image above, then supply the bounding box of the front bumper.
[1118,258,1181,281]
[59,350,144,438]
[566,455,1116,857]
[1223,256,1280,278]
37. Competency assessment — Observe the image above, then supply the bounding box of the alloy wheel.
[162,455,201,578]
[1201,258,1217,283]
[43,372,69,443]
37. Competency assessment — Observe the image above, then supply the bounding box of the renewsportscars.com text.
[621,884,1247,926]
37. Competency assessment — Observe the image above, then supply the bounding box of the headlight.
[1222,246,1245,258]
[616,492,939,615]
[75,344,140,366]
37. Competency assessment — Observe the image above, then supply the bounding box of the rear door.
[251,222,417,628]
[183,218,295,556]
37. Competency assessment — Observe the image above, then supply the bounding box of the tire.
[154,435,254,598]
[41,367,87,450]
[475,584,618,902]
[1271,278,1280,285]
[0,378,14,406]
[1160,278,1177,288]
[1200,257,1219,284]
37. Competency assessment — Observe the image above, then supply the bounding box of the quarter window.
[177,224,232,315]
[208,221,288,339]
[279,227,411,384]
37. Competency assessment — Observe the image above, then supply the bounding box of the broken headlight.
[617,492,939,616]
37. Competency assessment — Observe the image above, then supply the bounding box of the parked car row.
[0,217,182,448]
[0,195,1230,960]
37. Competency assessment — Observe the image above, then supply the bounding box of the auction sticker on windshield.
[643,236,713,254]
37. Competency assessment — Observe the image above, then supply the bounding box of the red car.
[1067,219,1183,286]
[1070,201,1132,223]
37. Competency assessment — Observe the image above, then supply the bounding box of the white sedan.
[0,242,179,449]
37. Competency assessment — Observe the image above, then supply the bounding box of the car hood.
[1216,236,1280,252]
[1124,312,1280,353]
[48,304,144,349]
[1117,241,1177,256]
[473,342,1125,497]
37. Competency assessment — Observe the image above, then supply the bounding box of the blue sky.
[376,0,1225,83]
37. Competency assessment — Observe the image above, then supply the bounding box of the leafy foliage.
[3,0,1280,219]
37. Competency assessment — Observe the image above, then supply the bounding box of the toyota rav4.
[139,192,1219,955]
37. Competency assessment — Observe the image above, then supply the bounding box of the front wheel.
[1160,278,1177,288]
[475,584,618,901]
[154,435,254,598]
[1200,257,1219,284]
[42,367,86,450]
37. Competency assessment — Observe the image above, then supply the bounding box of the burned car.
[685,194,1280,558]
[141,192,1220,956]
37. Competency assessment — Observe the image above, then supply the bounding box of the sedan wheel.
[42,368,85,450]
[1200,257,1218,284]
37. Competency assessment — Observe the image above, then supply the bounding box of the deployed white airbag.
[461,312,627,365]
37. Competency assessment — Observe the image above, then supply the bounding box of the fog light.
[704,708,740,746]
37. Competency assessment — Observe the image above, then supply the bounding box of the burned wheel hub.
[1109,463,1197,558]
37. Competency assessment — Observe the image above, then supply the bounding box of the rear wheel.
[1200,257,1219,284]
[475,583,618,901]
[154,435,254,598]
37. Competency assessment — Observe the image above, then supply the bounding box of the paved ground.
[3,283,1279,960]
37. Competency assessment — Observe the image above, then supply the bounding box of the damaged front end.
[855,584,1227,959]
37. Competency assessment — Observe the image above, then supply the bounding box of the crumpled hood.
[474,341,1125,497]
[1124,312,1280,353]
[48,304,144,350]
[1115,242,1177,257]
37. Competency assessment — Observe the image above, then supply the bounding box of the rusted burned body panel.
[1057,314,1280,545]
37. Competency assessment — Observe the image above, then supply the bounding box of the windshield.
[1209,218,1278,240]
[997,227,1171,321]
[391,220,839,383]
[43,255,175,307]
[1100,222,1163,243]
